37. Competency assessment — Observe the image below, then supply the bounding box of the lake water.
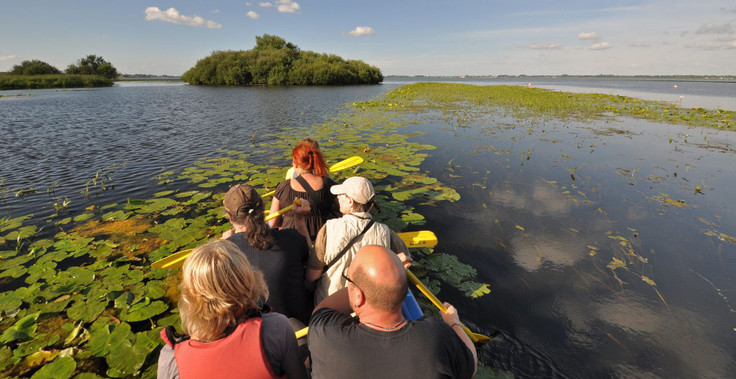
[2,79,735,378]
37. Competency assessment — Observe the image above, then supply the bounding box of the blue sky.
[1,1,734,76]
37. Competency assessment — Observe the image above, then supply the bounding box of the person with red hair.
[269,139,338,241]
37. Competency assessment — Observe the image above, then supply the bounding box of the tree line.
[6,55,119,79]
[1,55,118,90]
[181,35,383,86]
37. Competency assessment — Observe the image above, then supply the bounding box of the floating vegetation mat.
[0,85,489,377]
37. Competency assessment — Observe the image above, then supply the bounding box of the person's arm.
[441,302,478,376]
[292,198,312,245]
[313,287,351,314]
[305,225,327,282]
[268,196,282,228]
[389,229,412,263]
[262,314,309,379]
[221,228,235,239]
[157,345,180,379]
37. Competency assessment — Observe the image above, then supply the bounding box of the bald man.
[308,245,477,379]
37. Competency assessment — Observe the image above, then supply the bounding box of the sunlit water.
[2,81,735,377]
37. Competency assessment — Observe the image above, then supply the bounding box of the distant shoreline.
[386,74,736,82]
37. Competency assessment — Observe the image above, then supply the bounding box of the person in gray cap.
[303,176,409,305]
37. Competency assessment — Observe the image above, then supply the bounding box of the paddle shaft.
[406,269,486,343]
[152,229,436,270]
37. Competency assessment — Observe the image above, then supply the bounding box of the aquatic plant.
[357,83,735,131]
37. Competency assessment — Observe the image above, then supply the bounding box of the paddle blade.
[295,326,309,339]
[151,248,194,270]
[328,156,363,173]
[398,230,438,248]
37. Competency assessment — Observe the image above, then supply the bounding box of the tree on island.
[66,55,119,80]
[10,60,61,75]
[181,34,382,86]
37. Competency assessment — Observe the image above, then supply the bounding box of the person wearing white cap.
[303,176,409,305]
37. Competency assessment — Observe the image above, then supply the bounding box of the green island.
[0,56,118,90]
[181,34,383,86]
[0,82,733,378]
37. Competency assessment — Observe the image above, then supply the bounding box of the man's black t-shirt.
[308,308,475,379]
[228,229,313,325]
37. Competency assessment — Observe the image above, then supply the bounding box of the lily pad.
[0,346,21,371]
[4,225,38,241]
[101,210,131,221]
[23,349,59,370]
[88,319,132,357]
[0,311,40,344]
[0,291,23,313]
[119,299,168,322]
[73,213,95,222]
[25,261,57,284]
[15,334,60,357]
[30,356,76,379]
[105,330,159,377]
[154,190,175,197]
[0,214,33,232]
[0,264,27,279]
[67,297,108,322]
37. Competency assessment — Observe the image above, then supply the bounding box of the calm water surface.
[2,81,735,378]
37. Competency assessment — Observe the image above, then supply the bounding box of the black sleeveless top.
[228,229,313,325]
[273,176,337,240]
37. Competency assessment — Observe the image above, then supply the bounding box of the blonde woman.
[157,239,308,379]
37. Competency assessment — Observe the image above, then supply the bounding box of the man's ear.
[352,286,366,309]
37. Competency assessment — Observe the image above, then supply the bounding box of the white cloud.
[277,0,300,13]
[144,7,222,29]
[247,11,260,19]
[245,2,253,6]
[259,2,272,7]
[695,22,734,35]
[590,42,611,50]
[0,55,17,61]
[349,26,375,37]
[688,39,736,50]
[578,32,599,40]
[530,43,561,49]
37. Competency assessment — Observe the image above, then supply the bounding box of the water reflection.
[412,107,736,377]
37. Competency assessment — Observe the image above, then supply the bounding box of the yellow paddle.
[295,326,308,339]
[406,270,490,344]
[261,156,364,198]
[151,229,436,270]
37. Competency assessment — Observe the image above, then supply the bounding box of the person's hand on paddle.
[440,302,461,326]
[398,253,413,268]
[293,198,310,218]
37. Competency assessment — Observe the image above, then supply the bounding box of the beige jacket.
[313,213,392,304]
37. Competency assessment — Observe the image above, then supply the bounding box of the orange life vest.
[160,318,284,379]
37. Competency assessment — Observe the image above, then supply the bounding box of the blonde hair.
[179,239,269,341]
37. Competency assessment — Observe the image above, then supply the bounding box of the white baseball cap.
[330,176,375,204]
